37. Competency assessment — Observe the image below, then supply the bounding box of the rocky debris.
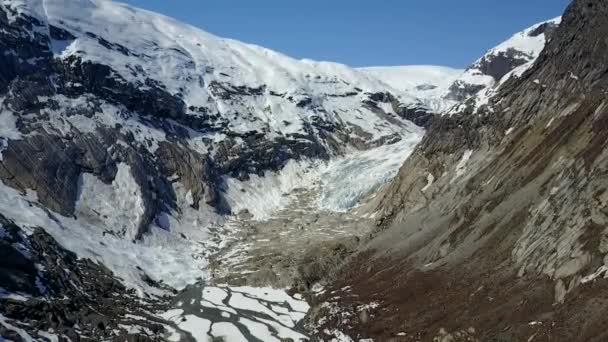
[294,238,360,292]
[209,188,372,290]
[0,214,183,341]
[309,248,608,342]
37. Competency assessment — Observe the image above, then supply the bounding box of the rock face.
[312,0,608,340]
[0,214,179,341]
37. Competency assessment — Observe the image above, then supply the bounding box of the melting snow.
[160,285,309,341]
[421,173,435,192]
[0,314,36,342]
[452,149,473,182]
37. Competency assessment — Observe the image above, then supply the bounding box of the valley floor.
[0,135,421,341]
[143,185,377,342]
[211,186,375,288]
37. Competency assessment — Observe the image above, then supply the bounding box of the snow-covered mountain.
[0,0,430,253]
[18,0,430,146]
[360,18,562,117]
[444,17,561,114]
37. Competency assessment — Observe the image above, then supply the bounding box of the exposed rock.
[156,142,220,209]
[475,47,531,82]
[0,133,83,216]
[0,214,177,341]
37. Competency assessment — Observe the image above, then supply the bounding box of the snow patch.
[171,315,211,342]
[210,322,247,341]
[0,314,35,342]
[421,173,435,192]
[581,266,608,284]
[0,108,22,160]
[324,329,355,342]
[452,150,473,183]
[76,163,145,241]
[222,160,319,220]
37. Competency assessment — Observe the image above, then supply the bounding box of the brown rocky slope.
[310,0,608,341]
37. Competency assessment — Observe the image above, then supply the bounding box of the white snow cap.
[2,0,440,144]
[446,16,562,114]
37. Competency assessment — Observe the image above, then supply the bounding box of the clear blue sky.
[121,0,571,68]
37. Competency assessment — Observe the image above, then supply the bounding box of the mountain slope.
[32,0,426,143]
[311,1,608,341]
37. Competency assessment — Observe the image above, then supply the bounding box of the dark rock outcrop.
[156,142,220,209]
[0,214,178,341]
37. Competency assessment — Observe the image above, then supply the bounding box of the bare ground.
[308,249,608,342]
[208,187,375,289]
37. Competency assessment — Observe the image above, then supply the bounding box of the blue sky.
[121,0,571,68]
